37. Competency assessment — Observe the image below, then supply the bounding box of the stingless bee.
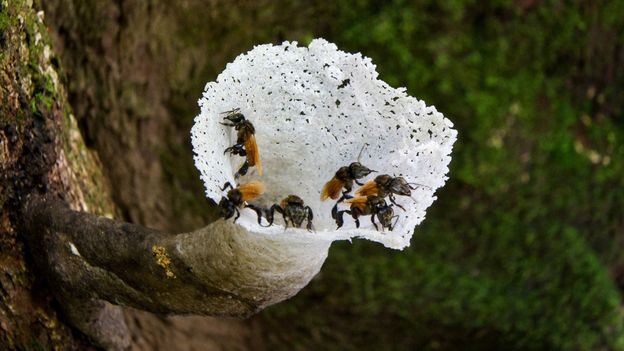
[218,181,265,222]
[334,195,398,231]
[320,145,375,201]
[221,108,263,178]
[262,195,314,231]
[355,174,429,211]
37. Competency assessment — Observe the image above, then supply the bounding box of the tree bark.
[1,1,116,349]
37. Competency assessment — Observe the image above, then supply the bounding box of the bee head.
[223,112,246,124]
[227,189,243,205]
[218,197,236,219]
[388,177,412,196]
[348,162,375,179]
[377,205,395,230]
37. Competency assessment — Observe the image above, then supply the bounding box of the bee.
[355,174,429,211]
[262,195,314,231]
[221,108,263,178]
[320,145,375,201]
[334,195,398,231]
[218,181,265,222]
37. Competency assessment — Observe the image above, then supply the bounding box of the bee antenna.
[356,143,369,163]
[391,215,400,230]
[220,107,240,115]
[407,182,432,190]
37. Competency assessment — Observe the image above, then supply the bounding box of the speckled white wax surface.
[191,39,457,250]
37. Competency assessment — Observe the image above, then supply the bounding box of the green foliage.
[263,1,624,349]
[0,10,11,32]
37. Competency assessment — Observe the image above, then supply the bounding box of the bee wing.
[238,181,265,201]
[245,134,262,176]
[320,177,343,201]
[344,196,368,209]
[355,179,378,196]
[221,107,240,115]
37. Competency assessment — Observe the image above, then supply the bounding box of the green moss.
[0,11,11,32]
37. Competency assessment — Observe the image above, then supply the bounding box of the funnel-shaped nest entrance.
[191,39,456,250]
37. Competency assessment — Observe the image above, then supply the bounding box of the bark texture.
[1,1,116,349]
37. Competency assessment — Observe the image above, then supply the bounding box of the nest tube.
[191,38,457,252]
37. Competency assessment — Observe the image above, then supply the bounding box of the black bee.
[355,174,429,211]
[334,195,398,231]
[221,108,262,178]
[218,181,265,222]
[320,145,375,201]
[262,195,314,231]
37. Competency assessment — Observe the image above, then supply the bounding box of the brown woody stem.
[22,193,330,350]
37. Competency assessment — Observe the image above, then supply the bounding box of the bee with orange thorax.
[218,181,265,222]
[333,195,398,231]
[221,108,263,178]
[320,162,375,201]
[320,145,375,201]
[355,174,429,211]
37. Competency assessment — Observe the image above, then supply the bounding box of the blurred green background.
[255,1,624,350]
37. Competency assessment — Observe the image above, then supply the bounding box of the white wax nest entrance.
[191,39,457,250]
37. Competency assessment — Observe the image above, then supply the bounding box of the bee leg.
[344,181,353,194]
[338,192,353,203]
[390,215,399,231]
[233,207,241,222]
[354,179,365,186]
[333,194,352,223]
[388,194,406,211]
[305,206,314,232]
[351,208,362,228]
[331,201,342,220]
[219,122,237,127]
[220,182,234,191]
[334,211,343,228]
[224,143,245,155]
[246,204,267,226]
[268,204,285,227]
[266,204,280,226]
[334,210,351,229]
[280,210,289,229]
[371,213,380,231]
[235,160,250,178]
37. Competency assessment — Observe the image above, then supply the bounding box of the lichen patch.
[151,245,176,279]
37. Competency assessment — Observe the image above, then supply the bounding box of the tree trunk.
[1,1,116,349]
